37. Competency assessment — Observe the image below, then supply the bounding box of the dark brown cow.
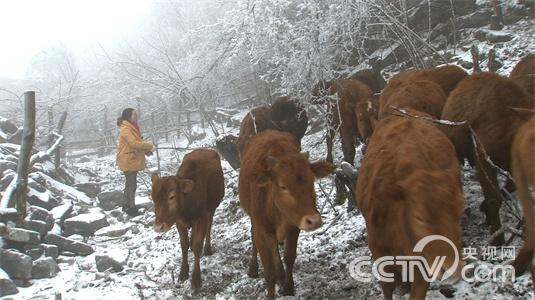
[236,97,309,158]
[325,79,374,164]
[378,80,447,120]
[239,129,334,299]
[236,106,272,156]
[510,53,535,96]
[356,110,464,299]
[348,68,387,95]
[380,65,467,113]
[441,72,535,244]
[270,96,308,143]
[511,115,535,277]
[150,149,225,292]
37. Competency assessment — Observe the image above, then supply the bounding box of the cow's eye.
[280,185,288,191]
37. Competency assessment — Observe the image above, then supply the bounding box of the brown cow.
[236,106,272,156]
[325,79,374,164]
[378,80,447,120]
[441,72,535,244]
[150,149,225,292]
[270,96,308,143]
[239,129,334,299]
[356,110,464,299]
[511,114,535,277]
[380,65,467,113]
[510,53,535,96]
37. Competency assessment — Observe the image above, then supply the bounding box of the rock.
[0,160,17,175]
[0,249,33,280]
[5,228,40,244]
[23,244,44,260]
[97,191,125,211]
[0,208,18,223]
[31,257,59,279]
[486,30,514,43]
[27,189,56,211]
[458,57,473,69]
[0,268,18,297]
[28,206,55,231]
[474,28,514,43]
[49,223,62,235]
[0,172,15,191]
[95,252,125,273]
[64,213,109,236]
[43,233,94,256]
[50,202,73,223]
[42,244,59,259]
[135,196,153,210]
[95,223,131,237]
[22,219,49,237]
[74,182,101,198]
[28,179,47,193]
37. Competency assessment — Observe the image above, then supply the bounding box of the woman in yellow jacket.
[116,108,155,217]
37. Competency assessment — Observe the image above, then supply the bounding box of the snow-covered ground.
[10,115,533,299]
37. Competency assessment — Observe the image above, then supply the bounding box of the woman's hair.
[117,108,135,126]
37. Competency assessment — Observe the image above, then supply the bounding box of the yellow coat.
[116,121,153,172]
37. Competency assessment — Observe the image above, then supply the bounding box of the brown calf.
[356,111,464,299]
[380,65,467,113]
[510,53,535,96]
[511,115,535,277]
[150,149,225,292]
[325,79,374,164]
[238,129,334,299]
[378,80,447,120]
[441,72,534,244]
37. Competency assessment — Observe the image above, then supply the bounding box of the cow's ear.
[310,161,335,178]
[176,179,194,193]
[151,172,160,183]
[510,107,535,122]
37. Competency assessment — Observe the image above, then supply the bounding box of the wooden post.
[164,111,169,142]
[151,111,156,141]
[186,110,191,135]
[488,47,499,72]
[471,45,481,73]
[54,111,67,169]
[47,105,54,147]
[14,91,36,218]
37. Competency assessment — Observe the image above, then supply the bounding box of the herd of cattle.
[148,53,534,299]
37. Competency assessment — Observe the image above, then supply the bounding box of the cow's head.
[253,153,335,231]
[150,173,194,232]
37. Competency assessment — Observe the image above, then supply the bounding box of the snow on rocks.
[0,267,18,296]
[95,249,127,273]
[97,190,125,211]
[31,257,60,279]
[43,234,94,256]
[74,182,101,198]
[95,223,132,238]
[63,213,109,236]
[0,249,33,281]
[5,227,41,245]
[50,201,73,223]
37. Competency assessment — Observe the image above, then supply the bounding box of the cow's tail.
[511,148,534,276]
[402,170,464,284]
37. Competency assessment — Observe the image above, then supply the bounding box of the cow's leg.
[326,126,336,163]
[475,159,504,245]
[191,216,208,292]
[274,246,285,287]
[204,213,214,256]
[248,224,259,278]
[255,227,278,299]
[176,223,190,282]
[380,281,395,300]
[282,227,300,296]
[326,103,338,163]
[340,121,356,165]
[409,271,429,300]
